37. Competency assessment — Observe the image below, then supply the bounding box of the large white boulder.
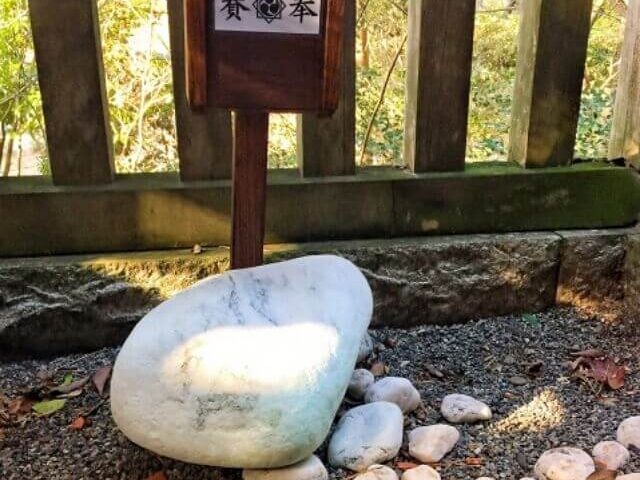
[243,455,328,480]
[328,402,404,471]
[533,447,595,480]
[111,256,373,468]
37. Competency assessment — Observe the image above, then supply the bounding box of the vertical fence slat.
[509,0,593,168]
[404,0,476,173]
[167,0,232,181]
[609,0,640,164]
[29,0,114,185]
[296,0,356,177]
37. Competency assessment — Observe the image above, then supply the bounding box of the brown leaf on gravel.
[425,363,444,379]
[92,366,112,396]
[143,472,167,480]
[69,416,87,431]
[395,461,421,470]
[587,469,617,480]
[464,457,483,466]
[572,355,626,391]
[7,397,34,417]
[50,376,90,395]
[571,348,605,358]
[370,361,387,376]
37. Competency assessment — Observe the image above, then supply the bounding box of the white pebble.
[440,394,492,423]
[592,440,629,471]
[401,465,441,480]
[328,402,404,471]
[354,465,399,480]
[243,455,328,480]
[476,477,495,480]
[348,369,375,400]
[534,447,595,480]
[618,416,640,449]
[408,424,459,463]
[617,475,640,480]
[365,377,421,413]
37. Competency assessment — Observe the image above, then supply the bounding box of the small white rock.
[476,477,495,480]
[348,369,375,400]
[520,478,535,480]
[328,402,404,471]
[440,394,492,423]
[401,465,441,480]
[354,465,399,480]
[617,475,640,480]
[618,416,640,449]
[408,424,460,463]
[365,377,421,413]
[592,440,630,471]
[243,455,328,480]
[358,332,374,363]
[534,447,595,480]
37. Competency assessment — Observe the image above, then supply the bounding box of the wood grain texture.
[28,0,114,186]
[0,164,637,257]
[609,0,640,164]
[320,0,346,113]
[231,111,269,269]
[297,0,355,177]
[168,0,232,181]
[184,0,208,109]
[208,1,345,112]
[509,0,593,168]
[404,0,476,173]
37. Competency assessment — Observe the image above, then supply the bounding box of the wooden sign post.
[184,0,345,269]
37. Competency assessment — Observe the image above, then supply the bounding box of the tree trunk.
[2,135,14,176]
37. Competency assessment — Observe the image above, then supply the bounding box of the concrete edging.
[0,227,637,359]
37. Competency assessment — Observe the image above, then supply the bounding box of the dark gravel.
[1,307,639,480]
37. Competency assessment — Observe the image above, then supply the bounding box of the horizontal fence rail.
[0,0,639,256]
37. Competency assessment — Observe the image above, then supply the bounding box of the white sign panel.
[214,0,323,35]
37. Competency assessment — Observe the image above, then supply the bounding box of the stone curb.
[0,228,637,359]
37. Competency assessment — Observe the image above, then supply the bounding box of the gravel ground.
[1,307,639,480]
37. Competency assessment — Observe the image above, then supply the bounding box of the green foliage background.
[0,0,627,174]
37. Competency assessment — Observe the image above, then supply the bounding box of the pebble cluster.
[241,332,640,480]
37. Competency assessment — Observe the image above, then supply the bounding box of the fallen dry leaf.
[395,461,421,470]
[69,416,87,431]
[92,365,112,396]
[8,397,34,416]
[144,472,167,480]
[465,457,484,466]
[50,376,90,395]
[425,363,444,379]
[572,354,626,391]
[587,469,617,480]
[571,348,605,358]
[369,362,387,376]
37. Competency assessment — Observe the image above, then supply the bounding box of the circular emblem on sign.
[253,0,286,24]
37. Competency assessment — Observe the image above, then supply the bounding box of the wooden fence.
[1,0,640,257]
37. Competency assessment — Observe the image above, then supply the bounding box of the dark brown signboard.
[183,0,346,269]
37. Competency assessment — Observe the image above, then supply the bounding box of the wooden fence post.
[404,0,476,173]
[509,0,593,168]
[29,0,114,185]
[296,0,356,177]
[609,0,640,165]
[167,0,232,181]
